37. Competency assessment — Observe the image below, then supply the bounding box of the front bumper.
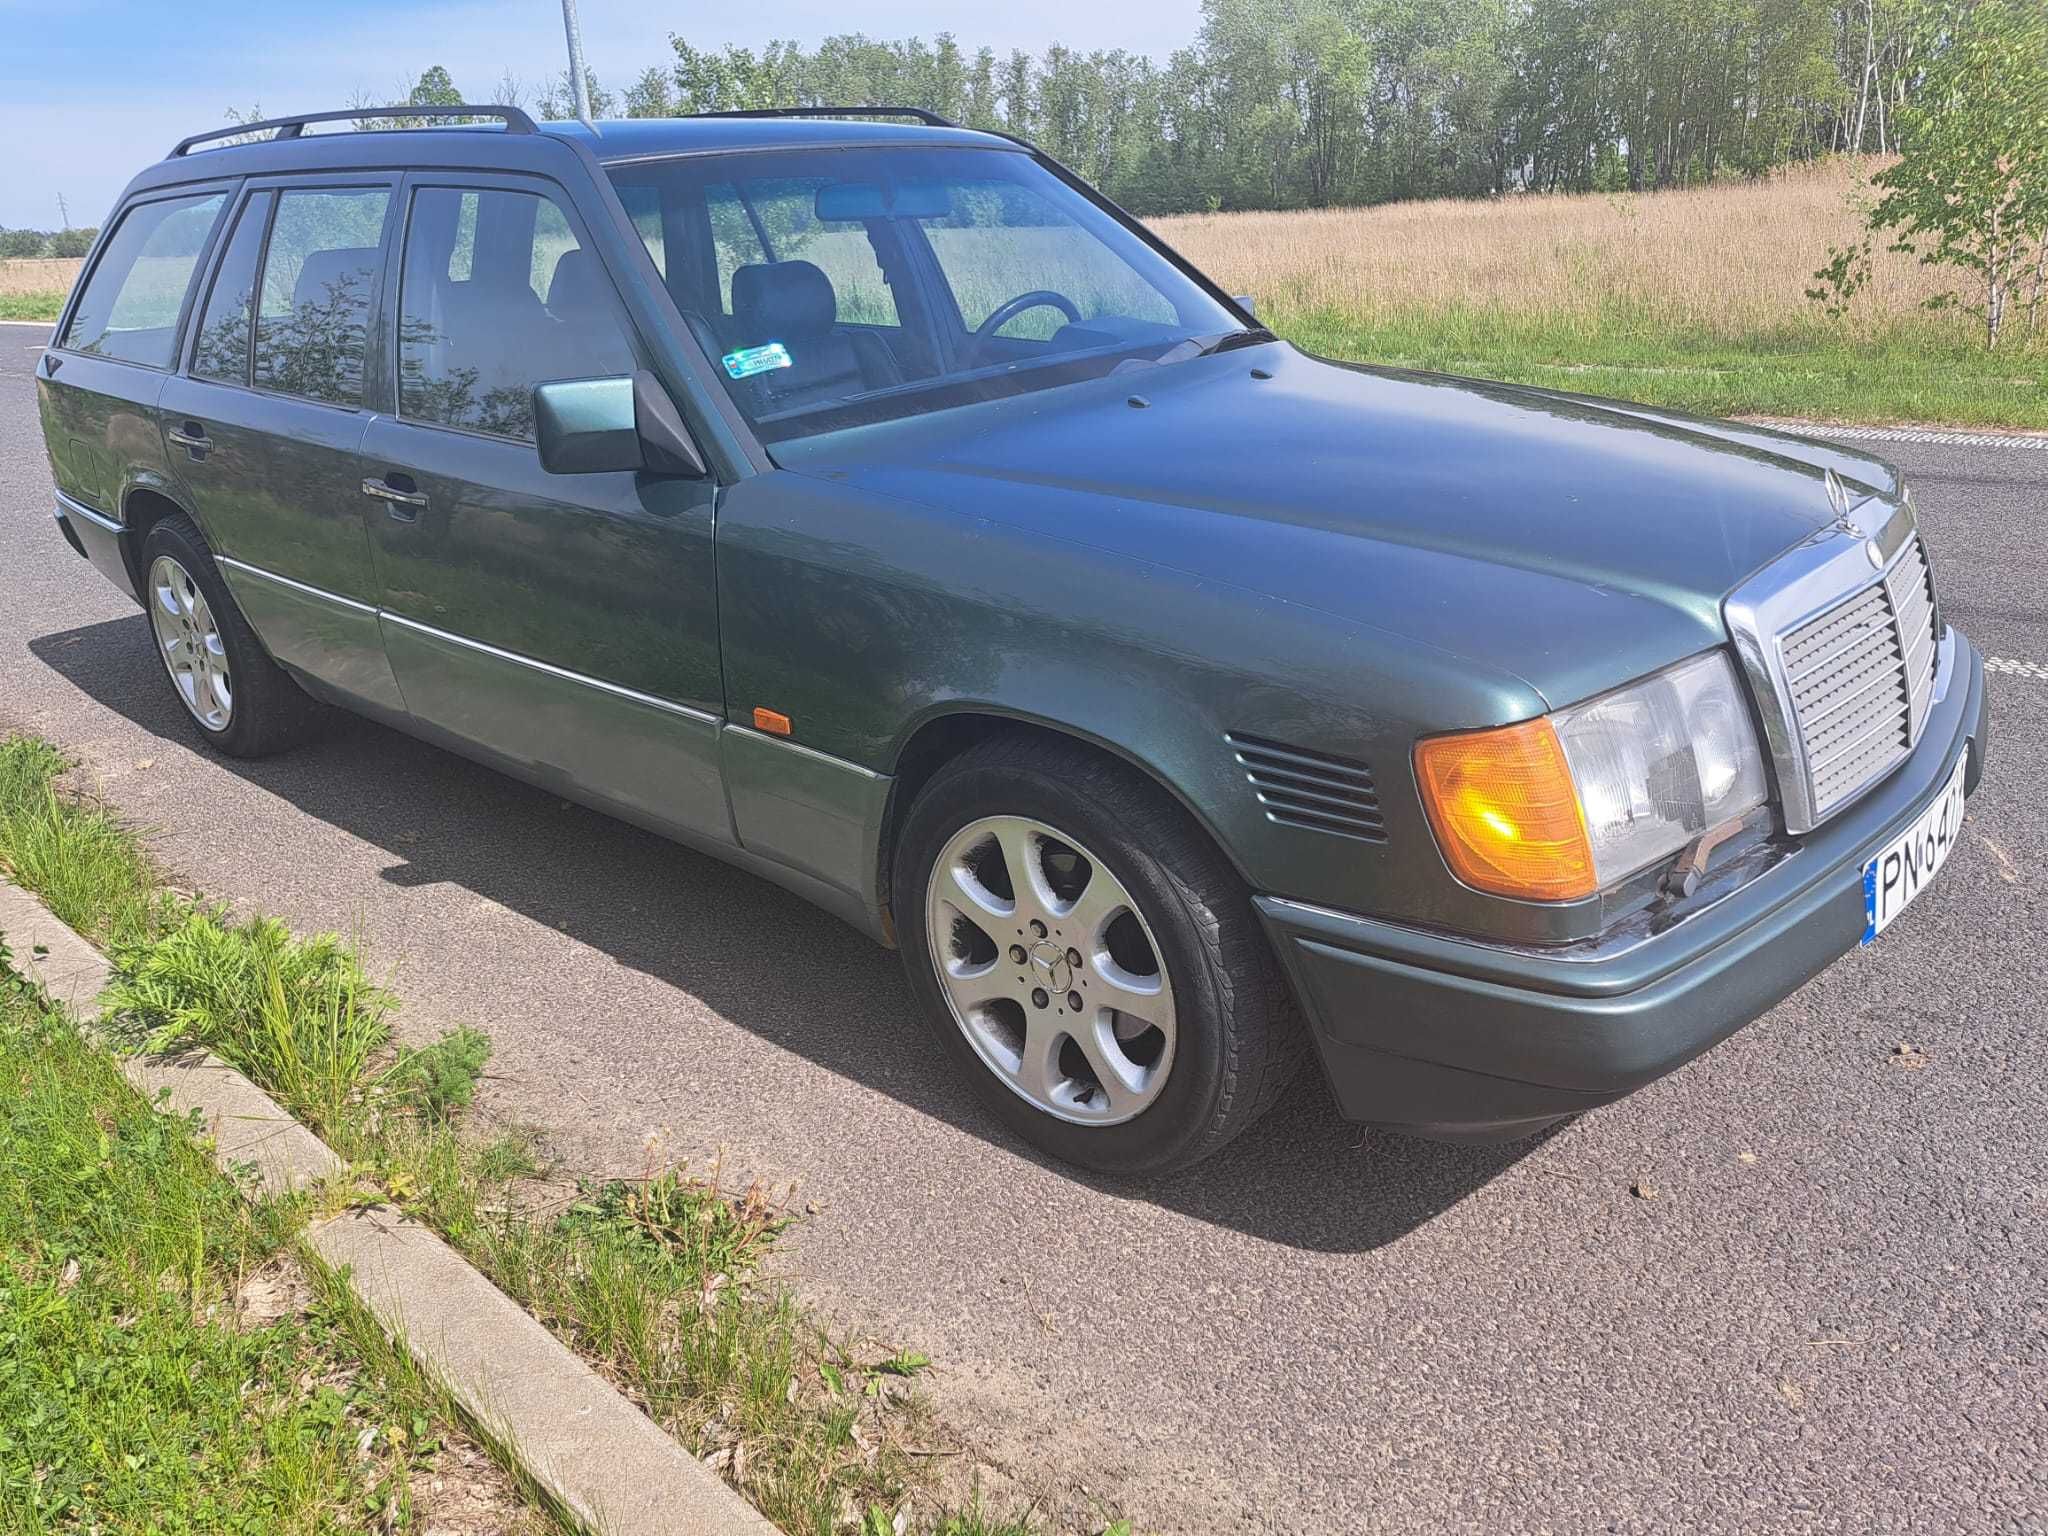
[1259,631,1990,1141]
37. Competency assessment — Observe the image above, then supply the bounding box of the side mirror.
[533,371,709,478]
[1233,294,1259,319]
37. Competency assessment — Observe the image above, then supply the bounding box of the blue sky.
[0,1,1203,227]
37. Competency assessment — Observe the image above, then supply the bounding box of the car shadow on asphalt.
[30,616,1547,1253]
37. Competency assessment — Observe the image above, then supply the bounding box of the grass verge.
[1269,302,2048,430]
[0,292,60,323]
[0,736,1068,1536]
[0,938,557,1534]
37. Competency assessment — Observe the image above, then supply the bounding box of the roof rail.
[169,104,538,158]
[684,105,963,129]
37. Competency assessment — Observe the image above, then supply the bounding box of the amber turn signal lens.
[1414,717,1596,902]
[752,707,793,736]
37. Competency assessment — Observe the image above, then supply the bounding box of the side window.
[252,187,390,407]
[61,192,225,367]
[190,191,273,385]
[398,185,636,443]
[919,180,1178,339]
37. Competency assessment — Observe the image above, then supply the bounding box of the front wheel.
[895,736,1303,1174]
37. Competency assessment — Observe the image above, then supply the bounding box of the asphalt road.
[3,324,2043,1534]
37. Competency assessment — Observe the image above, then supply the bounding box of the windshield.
[605,145,1245,442]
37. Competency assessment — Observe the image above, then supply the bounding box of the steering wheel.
[971,290,1084,357]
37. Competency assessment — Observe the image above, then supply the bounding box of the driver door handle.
[362,474,428,519]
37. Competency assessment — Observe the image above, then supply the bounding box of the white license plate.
[1862,755,1969,943]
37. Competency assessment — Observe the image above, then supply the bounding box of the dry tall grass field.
[0,258,81,297]
[1154,157,2046,426]
[1151,158,1962,344]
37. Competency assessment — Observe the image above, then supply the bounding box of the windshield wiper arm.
[1196,325,1275,356]
[1114,328,1276,375]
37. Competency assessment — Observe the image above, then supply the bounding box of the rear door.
[39,186,230,576]
[158,177,405,713]
[358,171,728,844]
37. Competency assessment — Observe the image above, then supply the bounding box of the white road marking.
[1758,420,2048,451]
[1986,657,2048,680]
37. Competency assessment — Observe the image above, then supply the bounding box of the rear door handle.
[166,422,212,457]
[361,475,428,520]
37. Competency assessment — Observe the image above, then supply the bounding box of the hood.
[774,342,1894,707]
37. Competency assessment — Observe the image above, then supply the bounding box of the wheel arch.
[119,480,204,598]
[875,705,1256,934]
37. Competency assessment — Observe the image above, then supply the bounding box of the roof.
[116,110,1022,211]
[152,110,1013,172]
[541,116,1014,161]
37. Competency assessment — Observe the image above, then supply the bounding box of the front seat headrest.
[731,260,838,341]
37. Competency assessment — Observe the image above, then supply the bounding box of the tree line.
[408,0,1995,216]
[0,228,96,260]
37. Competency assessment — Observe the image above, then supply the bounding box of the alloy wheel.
[924,814,1177,1126]
[148,555,233,732]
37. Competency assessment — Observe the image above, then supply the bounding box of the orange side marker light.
[753,707,793,736]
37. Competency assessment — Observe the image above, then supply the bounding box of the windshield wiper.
[1196,325,1276,356]
[1119,327,1276,372]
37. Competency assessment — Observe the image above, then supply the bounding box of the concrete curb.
[0,877,777,1536]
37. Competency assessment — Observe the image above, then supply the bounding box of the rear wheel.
[139,515,323,758]
[895,735,1303,1174]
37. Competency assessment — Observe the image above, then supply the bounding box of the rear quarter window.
[60,192,226,367]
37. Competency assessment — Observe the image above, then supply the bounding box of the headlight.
[1415,652,1768,902]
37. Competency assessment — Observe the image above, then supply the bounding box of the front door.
[157,178,406,713]
[359,172,728,844]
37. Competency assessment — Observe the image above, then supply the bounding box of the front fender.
[713,469,1542,930]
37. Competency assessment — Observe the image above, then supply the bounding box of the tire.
[138,514,324,758]
[895,734,1305,1175]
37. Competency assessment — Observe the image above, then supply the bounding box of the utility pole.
[561,0,594,129]
[56,192,69,230]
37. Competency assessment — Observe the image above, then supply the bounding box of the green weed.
[104,904,491,1143]
[0,737,161,951]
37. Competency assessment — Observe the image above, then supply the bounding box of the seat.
[542,250,634,381]
[727,259,901,410]
[290,246,379,318]
[261,245,379,395]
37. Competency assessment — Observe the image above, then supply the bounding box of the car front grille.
[1779,534,1938,821]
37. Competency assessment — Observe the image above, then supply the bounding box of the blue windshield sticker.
[723,342,793,380]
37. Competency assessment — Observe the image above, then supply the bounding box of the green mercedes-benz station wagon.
[38,104,1988,1173]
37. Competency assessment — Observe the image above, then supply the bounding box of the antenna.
[560,0,594,130]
